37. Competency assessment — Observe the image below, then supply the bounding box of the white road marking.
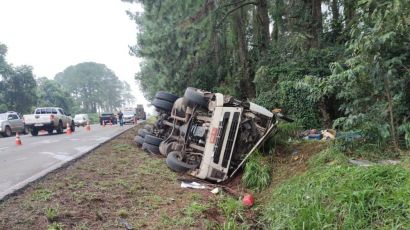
[39,152,74,161]
[0,147,9,152]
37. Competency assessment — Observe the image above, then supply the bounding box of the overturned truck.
[135,87,293,182]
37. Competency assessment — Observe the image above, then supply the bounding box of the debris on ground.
[180,181,207,189]
[300,129,337,140]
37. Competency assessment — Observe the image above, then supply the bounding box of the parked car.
[99,113,117,125]
[136,88,293,182]
[122,109,136,124]
[74,114,90,127]
[23,107,75,136]
[0,111,27,137]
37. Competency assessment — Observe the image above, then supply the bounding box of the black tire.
[31,128,39,136]
[184,87,208,108]
[142,142,161,155]
[155,91,179,103]
[138,129,150,138]
[4,126,12,137]
[48,129,54,135]
[166,151,198,172]
[144,134,163,146]
[56,122,63,134]
[144,124,153,132]
[134,135,144,146]
[152,99,173,112]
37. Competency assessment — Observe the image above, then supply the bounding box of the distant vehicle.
[135,104,146,120]
[23,107,75,136]
[99,113,117,125]
[0,111,27,137]
[74,114,90,127]
[122,108,136,124]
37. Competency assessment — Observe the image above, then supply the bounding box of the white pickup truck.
[23,107,75,136]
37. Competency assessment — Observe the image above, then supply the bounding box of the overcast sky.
[0,0,149,107]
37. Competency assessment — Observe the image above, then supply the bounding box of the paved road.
[0,124,135,200]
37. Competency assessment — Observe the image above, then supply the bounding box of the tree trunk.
[383,74,399,150]
[255,0,270,58]
[331,0,341,40]
[343,0,355,27]
[305,0,322,49]
[232,1,255,99]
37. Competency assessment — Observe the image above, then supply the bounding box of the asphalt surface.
[0,123,135,200]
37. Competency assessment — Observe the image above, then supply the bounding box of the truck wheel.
[166,151,198,172]
[134,135,144,146]
[144,134,163,146]
[152,99,173,112]
[31,128,39,136]
[4,126,12,137]
[142,142,160,155]
[143,124,153,132]
[184,87,208,109]
[48,129,54,135]
[155,91,179,103]
[138,129,150,138]
[57,122,63,134]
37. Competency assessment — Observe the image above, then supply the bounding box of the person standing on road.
[118,110,124,126]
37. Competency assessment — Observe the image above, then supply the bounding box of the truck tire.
[138,129,150,138]
[134,135,144,146]
[144,124,153,132]
[152,99,173,112]
[184,87,208,109]
[155,91,179,103]
[4,126,12,137]
[142,142,160,155]
[31,128,39,136]
[166,151,198,172]
[144,134,163,146]
[48,129,54,135]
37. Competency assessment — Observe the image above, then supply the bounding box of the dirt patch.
[0,125,226,229]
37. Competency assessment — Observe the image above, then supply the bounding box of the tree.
[36,77,75,113]
[55,62,128,113]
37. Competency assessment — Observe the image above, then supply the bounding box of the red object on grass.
[242,194,254,207]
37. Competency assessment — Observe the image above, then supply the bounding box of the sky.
[0,0,149,108]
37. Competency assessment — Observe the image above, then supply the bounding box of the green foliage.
[37,77,74,113]
[264,163,410,229]
[242,151,271,192]
[45,206,59,222]
[31,188,53,201]
[47,222,64,230]
[55,62,134,113]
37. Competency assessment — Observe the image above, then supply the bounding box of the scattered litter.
[181,181,207,189]
[300,129,337,141]
[379,160,401,165]
[242,194,254,207]
[349,159,375,167]
[211,188,220,194]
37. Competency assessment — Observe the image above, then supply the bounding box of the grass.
[45,206,59,222]
[263,147,410,229]
[31,188,53,201]
[242,150,271,192]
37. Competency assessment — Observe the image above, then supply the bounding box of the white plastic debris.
[211,187,220,194]
[180,181,207,189]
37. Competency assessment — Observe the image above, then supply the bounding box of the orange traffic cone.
[86,121,91,131]
[66,123,72,135]
[15,132,22,145]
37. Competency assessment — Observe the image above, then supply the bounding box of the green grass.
[31,188,53,201]
[263,148,410,229]
[45,206,59,222]
[242,151,271,192]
